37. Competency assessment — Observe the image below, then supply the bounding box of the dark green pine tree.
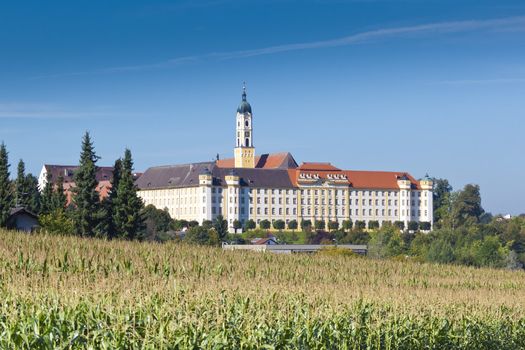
[24,174,41,214]
[72,132,105,237]
[0,143,13,227]
[105,158,122,239]
[15,159,28,207]
[40,173,55,215]
[51,175,67,211]
[113,149,144,240]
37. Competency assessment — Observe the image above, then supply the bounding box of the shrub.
[328,221,339,231]
[368,220,379,230]
[260,219,271,230]
[39,209,75,235]
[342,220,353,231]
[273,219,285,231]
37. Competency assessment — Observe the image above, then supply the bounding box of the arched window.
[245,120,249,127]
[245,138,250,147]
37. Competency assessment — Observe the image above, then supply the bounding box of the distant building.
[136,84,433,232]
[252,237,279,245]
[7,207,39,232]
[38,164,114,203]
[37,164,141,204]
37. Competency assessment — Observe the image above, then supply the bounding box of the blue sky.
[1,0,524,214]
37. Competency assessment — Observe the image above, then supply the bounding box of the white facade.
[138,180,433,231]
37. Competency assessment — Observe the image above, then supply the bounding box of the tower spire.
[242,81,247,101]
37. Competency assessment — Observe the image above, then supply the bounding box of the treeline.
[0,133,144,240]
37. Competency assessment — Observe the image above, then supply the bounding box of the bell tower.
[234,83,255,168]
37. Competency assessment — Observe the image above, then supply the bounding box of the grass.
[1,228,525,348]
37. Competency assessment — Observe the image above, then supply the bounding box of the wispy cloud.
[33,15,525,79]
[0,103,129,119]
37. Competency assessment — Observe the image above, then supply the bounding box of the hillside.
[0,229,524,349]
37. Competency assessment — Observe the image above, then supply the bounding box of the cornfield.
[1,229,524,349]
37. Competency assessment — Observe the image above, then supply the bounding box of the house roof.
[345,170,421,190]
[136,162,295,190]
[253,237,278,245]
[298,162,341,171]
[287,168,421,190]
[44,164,114,184]
[136,155,421,191]
[216,152,298,169]
[9,207,38,219]
[135,162,215,190]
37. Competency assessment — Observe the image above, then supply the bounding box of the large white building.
[136,86,433,231]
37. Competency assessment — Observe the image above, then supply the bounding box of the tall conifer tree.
[51,175,67,210]
[113,149,144,239]
[24,174,41,214]
[0,143,13,227]
[15,159,28,206]
[105,158,122,239]
[72,132,104,237]
[40,173,54,215]
[14,160,41,213]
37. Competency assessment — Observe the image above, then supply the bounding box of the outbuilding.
[6,207,39,232]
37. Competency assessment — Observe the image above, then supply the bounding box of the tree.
[51,175,67,211]
[314,220,325,231]
[14,160,40,214]
[260,219,271,230]
[72,132,105,237]
[232,219,242,232]
[112,149,145,240]
[273,219,285,231]
[202,220,213,229]
[213,215,228,241]
[394,221,405,230]
[0,143,13,227]
[301,219,312,232]
[105,158,122,238]
[245,219,256,230]
[368,220,379,230]
[288,219,298,231]
[419,221,431,231]
[185,226,217,246]
[432,178,452,223]
[24,174,41,214]
[40,173,55,215]
[188,220,199,228]
[15,159,28,207]
[328,221,339,231]
[354,220,366,230]
[342,220,353,231]
[472,235,507,268]
[408,221,419,231]
[39,209,75,235]
[142,204,174,240]
[455,184,484,224]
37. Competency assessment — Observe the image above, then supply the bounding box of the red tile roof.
[298,162,341,171]
[216,152,298,169]
[287,168,421,190]
[345,170,421,190]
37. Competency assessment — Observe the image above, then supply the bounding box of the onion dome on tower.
[237,83,252,114]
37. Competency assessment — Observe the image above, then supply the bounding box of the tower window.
[245,138,250,147]
[245,120,249,127]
